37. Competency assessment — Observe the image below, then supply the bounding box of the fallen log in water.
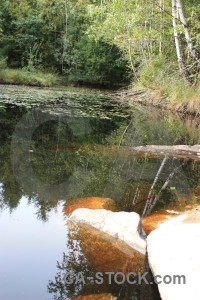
[52,144,200,161]
[131,145,200,160]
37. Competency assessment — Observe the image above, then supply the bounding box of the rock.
[69,208,146,255]
[71,294,117,300]
[63,197,117,214]
[142,210,178,236]
[69,222,145,274]
[147,208,200,300]
[185,205,193,209]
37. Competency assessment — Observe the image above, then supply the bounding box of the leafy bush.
[67,37,130,86]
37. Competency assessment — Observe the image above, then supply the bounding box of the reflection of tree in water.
[0,103,200,220]
[48,225,95,299]
[47,223,142,300]
[0,104,124,220]
[0,105,25,211]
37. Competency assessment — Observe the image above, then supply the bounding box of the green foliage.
[0,56,7,69]
[0,68,59,86]
[139,57,178,88]
[0,0,129,86]
[0,0,200,90]
[91,0,200,94]
[69,37,130,85]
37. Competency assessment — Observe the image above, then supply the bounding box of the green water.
[0,84,200,300]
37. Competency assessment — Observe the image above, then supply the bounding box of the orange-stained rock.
[72,294,116,300]
[142,210,178,236]
[142,202,200,235]
[63,197,117,214]
[68,222,145,275]
[185,205,193,209]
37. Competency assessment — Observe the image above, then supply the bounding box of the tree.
[172,0,192,83]
[176,0,200,69]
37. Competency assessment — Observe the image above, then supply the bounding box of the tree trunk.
[128,39,138,79]
[146,163,184,215]
[61,0,68,74]
[172,0,192,83]
[142,156,168,217]
[159,0,164,55]
[176,0,200,69]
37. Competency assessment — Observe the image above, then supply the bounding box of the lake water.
[0,85,200,299]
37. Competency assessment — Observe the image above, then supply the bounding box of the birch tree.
[176,0,200,70]
[172,0,192,83]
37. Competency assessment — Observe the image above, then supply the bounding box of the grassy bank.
[0,68,125,88]
[128,82,200,116]
[132,81,200,115]
[130,58,200,115]
[0,68,60,87]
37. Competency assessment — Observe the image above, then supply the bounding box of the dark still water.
[0,85,200,300]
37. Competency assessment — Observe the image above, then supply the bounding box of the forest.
[1,3,200,300]
[0,0,200,102]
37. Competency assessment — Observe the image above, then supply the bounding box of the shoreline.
[0,67,126,90]
[115,87,200,118]
[1,78,199,117]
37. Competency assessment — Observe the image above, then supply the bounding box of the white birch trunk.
[146,163,184,215]
[176,0,200,69]
[172,0,191,83]
[142,156,168,217]
[159,0,163,55]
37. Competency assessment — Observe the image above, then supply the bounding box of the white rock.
[147,212,200,300]
[69,208,146,255]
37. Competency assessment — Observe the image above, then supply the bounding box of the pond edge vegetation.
[0,0,200,114]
